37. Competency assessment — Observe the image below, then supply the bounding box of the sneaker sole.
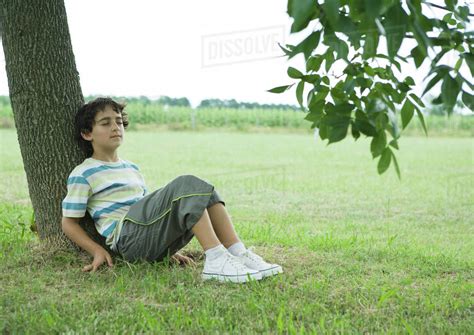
[202,272,262,283]
[260,265,283,278]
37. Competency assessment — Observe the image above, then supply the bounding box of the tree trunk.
[1,0,111,252]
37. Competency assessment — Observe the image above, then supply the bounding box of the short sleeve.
[140,173,148,196]
[130,161,147,196]
[62,173,91,218]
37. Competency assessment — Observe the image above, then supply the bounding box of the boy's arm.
[61,217,113,272]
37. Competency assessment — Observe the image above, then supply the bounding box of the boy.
[61,97,283,283]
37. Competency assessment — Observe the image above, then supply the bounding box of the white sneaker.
[202,250,262,283]
[236,247,283,278]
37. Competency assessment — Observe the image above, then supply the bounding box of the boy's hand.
[171,252,196,267]
[82,248,113,272]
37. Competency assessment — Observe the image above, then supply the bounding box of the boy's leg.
[206,202,240,248]
[192,208,262,282]
[191,208,221,251]
[206,202,283,278]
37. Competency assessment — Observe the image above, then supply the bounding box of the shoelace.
[225,253,248,271]
[243,247,264,263]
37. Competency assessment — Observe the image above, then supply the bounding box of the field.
[0,128,473,333]
[0,99,473,137]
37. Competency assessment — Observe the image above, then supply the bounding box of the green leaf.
[324,114,351,144]
[288,0,317,33]
[330,102,355,115]
[355,119,377,136]
[322,0,341,28]
[336,14,360,48]
[375,53,402,71]
[363,65,375,76]
[377,147,392,174]
[442,13,457,25]
[330,85,347,104]
[442,13,453,23]
[309,86,330,110]
[444,0,457,10]
[391,150,401,179]
[344,63,359,76]
[308,99,325,116]
[422,72,445,97]
[302,74,320,84]
[431,48,449,66]
[296,81,305,108]
[441,74,461,109]
[323,30,349,60]
[268,84,293,94]
[462,91,474,111]
[410,46,425,68]
[458,73,474,91]
[304,110,323,123]
[432,94,443,105]
[409,20,429,58]
[278,43,294,57]
[306,56,324,72]
[387,109,400,139]
[463,53,474,77]
[454,57,463,71]
[343,78,355,94]
[319,123,329,140]
[375,113,388,132]
[355,77,371,93]
[371,131,387,158]
[365,0,384,19]
[363,30,379,59]
[291,31,322,61]
[411,102,428,136]
[383,4,408,60]
[328,38,349,60]
[400,99,414,129]
[404,76,415,86]
[328,124,350,144]
[389,139,399,149]
[351,121,361,140]
[457,6,470,21]
[325,50,335,72]
[397,83,410,93]
[408,0,422,17]
[288,67,303,79]
[354,110,376,136]
[409,93,425,108]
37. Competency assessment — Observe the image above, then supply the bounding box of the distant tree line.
[0,95,469,115]
[84,95,192,107]
[0,94,299,111]
[197,98,298,110]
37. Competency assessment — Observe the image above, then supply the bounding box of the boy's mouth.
[110,135,122,138]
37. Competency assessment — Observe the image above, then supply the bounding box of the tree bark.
[1,0,111,252]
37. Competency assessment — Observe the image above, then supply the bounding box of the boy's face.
[81,105,125,154]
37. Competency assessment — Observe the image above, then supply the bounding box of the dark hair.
[74,97,129,157]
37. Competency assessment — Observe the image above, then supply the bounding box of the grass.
[0,128,473,334]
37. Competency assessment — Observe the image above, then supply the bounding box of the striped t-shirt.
[62,157,147,248]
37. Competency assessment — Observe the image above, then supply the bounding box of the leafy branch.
[270,0,473,178]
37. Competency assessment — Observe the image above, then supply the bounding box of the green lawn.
[1,128,473,334]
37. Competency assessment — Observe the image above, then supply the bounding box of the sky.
[1,0,303,107]
[0,0,471,108]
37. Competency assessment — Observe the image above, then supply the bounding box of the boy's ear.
[81,131,92,142]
